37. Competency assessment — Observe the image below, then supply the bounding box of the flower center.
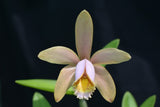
[73,59,95,100]
[75,72,94,93]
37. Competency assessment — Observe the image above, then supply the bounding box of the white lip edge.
[74,87,96,100]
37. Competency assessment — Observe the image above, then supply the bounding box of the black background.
[1,0,160,107]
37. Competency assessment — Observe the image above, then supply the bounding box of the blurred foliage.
[15,79,74,95]
[122,91,156,107]
[33,92,51,107]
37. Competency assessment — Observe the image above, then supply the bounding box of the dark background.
[0,0,160,107]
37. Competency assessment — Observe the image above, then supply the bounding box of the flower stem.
[79,99,88,107]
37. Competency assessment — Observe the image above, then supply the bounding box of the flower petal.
[73,59,95,100]
[94,65,116,103]
[75,59,86,81]
[75,10,93,59]
[54,65,76,102]
[38,46,79,65]
[85,59,95,82]
[75,59,95,82]
[91,48,131,65]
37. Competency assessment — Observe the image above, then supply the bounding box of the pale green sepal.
[102,39,120,67]
[75,10,93,60]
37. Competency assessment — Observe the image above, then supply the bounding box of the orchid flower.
[38,10,131,103]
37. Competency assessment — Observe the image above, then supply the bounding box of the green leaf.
[15,79,74,95]
[102,38,120,67]
[122,91,138,107]
[33,92,51,107]
[103,38,120,49]
[140,95,156,107]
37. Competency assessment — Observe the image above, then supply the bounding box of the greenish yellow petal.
[91,48,131,65]
[38,46,79,65]
[54,65,76,102]
[75,10,93,59]
[94,65,116,103]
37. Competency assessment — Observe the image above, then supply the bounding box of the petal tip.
[37,51,44,60]
[54,94,59,102]
[102,87,116,103]
[119,49,132,61]
[80,9,90,15]
[55,98,61,103]
[54,92,62,103]
[126,53,132,61]
[78,9,92,21]
[108,98,114,103]
[103,92,116,103]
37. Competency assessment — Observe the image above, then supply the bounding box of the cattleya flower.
[38,10,131,103]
